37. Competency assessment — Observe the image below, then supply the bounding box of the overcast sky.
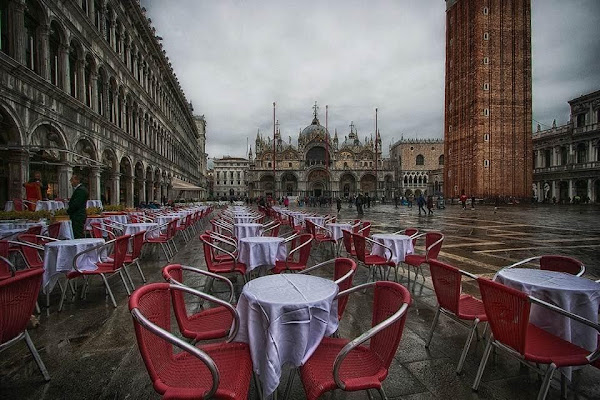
[143,0,600,160]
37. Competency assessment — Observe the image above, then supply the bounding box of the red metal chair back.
[334,258,357,320]
[48,222,61,239]
[0,241,11,279]
[15,234,44,268]
[12,198,24,211]
[359,222,371,237]
[539,255,583,275]
[288,233,313,265]
[370,281,412,369]
[352,219,361,234]
[477,278,530,355]
[130,231,146,259]
[341,229,354,255]
[351,232,368,263]
[129,282,176,384]
[90,222,104,239]
[161,264,192,333]
[25,225,42,236]
[428,260,461,315]
[106,235,131,271]
[166,220,178,240]
[0,268,43,343]
[267,223,280,237]
[305,220,316,236]
[404,228,419,246]
[199,234,221,272]
[425,231,444,259]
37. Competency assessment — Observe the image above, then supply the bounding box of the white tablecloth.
[4,201,14,211]
[124,223,160,239]
[234,223,263,242]
[105,214,129,224]
[238,236,287,272]
[304,215,325,227]
[235,216,256,224]
[156,215,181,228]
[35,200,65,211]
[41,220,74,240]
[0,228,26,240]
[234,274,339,397]
[326,223,352,241]
[496,268,600,374]
[84,217,105,231]
[43,238,106,293]
[371,234,414,264]
[86,200,103,208]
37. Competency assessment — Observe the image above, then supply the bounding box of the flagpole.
[273,102,276,199]
[325,105,329,183]
[375,107,378,200]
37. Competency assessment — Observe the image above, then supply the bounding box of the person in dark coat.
[67,174,89,239]
[336,197,342,213]
[417,194,427,215]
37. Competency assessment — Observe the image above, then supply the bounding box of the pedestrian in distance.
[67,174,89,239]
[417,194,427,215]
[366,193,371,208]
[471,195,476,209]
[427,195,434,215]
[394,195,399,208]
[336,197,342,213]
[460,191,467,210]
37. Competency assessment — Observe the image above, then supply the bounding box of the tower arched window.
[438,155,444,165]
[68,45,78,97]
[49,23,61,86]
[576,143,587,164]
[416,154,424,165]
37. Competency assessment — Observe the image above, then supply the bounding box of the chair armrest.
[332,282,410,389]
[72,239,111,272]
[282,232,299,243]
[201,238,239,270]
[8,240,44,251]
[263,222,281,235]
[425,235,445,260]
[528,295,600,363]
[283,235,311,267]
[171,265,237,313]
[502,256,541,270]
[131,306,220,398]
[36,235,59,242]
[0,255,16,276]
[357,224,370,235]
[208,233,238,252]
[364,236,393,263]
[314,223,333,238]
[299,258,336,275]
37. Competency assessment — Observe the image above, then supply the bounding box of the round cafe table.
[234,223,263,242]
[124,223,160,239]
[234,274,339,398]
[495,268,600,355]
[43,238,106,293]
[371,233,414,264]
[238,236,287,272]
[326,222,352,241]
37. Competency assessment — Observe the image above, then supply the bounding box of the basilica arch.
[339,172,357,198]
[281,172,298,196]
[259,174,275,197]
[307,169,330,197]
[360,173,377,196]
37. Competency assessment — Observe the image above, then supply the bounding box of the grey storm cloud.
[143,0,600,159]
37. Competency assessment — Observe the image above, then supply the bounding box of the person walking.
[427,195,434,215]
[394,194,399,208]
[471,195,476,209]
[336,197,342,213]
[283,196,290,208]
[67,174,89,239]
[460,191,467,210]
[417,194,427,215]
[366,193,371,208]
[408,193,414,208]
[356,193,364,214]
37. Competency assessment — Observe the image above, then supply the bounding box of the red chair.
[146,219,178,260]
[298,281,411,399]
[12,198,24,211]
[12,235,44,269]
[395,227,419,246]
[129,282,253,399]
[272,233,313,274]
[352,232,394,284]
[47,222,62,239]
[199,234,247,295]
[502,255,585,276]
[90,222,115,240]
[0,267,50,381]
[122,231,147,289]
[341,229,357,257]
[403,231,444,285]
[300,257,357,320]
[205,230,238,263]
[351,219,361,234]
[357,221,371,237]
[306,220,337,256]
[0,242,12,280]
[162,264,235,342]
[288,215,303,233]
[472,278,600,400]
[263,221,281,237]
[59,235,131,310]
[175,214,192,243]
[426,260,487,374]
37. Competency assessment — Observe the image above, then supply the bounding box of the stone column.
[77,56,85,101]
[39,24,50,81]
[110,173,120,205]
[90,72,98,112]
[89,167,101,200]
[536,182,542,202]
[88,0,95,22]
[139,180,146,204]
[589,140,595,163]
[11,0,26,65]
[7,150,29,200]
[568,179,574,201]
[59,44,70,92]
[587,178,593,202]
[58,165,74,199]
[109,14,116,50]
[125,176,134,207]
[146,179,153,203]
[551,181,557,201]
[552,147,558,167]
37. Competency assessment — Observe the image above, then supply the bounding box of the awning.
[171,177,203,191]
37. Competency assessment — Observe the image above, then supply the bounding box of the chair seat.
[364,254,394,267]
[404,254,426,266]
[524,324,590,367]
[123,254,138,264]
[456,294,488,321]
[146,236,169,243]
[209,261,247,275]
[157,342,253,400]
[315,234,336,243]
[300,337,387,400]
[272,260,306,274]
[183,306,235,341]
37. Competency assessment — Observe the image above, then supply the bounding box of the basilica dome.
[300,116,328,140]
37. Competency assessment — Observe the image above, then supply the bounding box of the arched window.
[438,155,444,165]
[81,0,88,15]
[96,69,104,115]
[105,7,112,44]
[416,154,424,165]
[404,176,408,185]
[84,55,94,107]
[576,143,587,164]
[423,176,427,184]
[68,44,78,97]
[94,0,102,29]
[24,1,41,73]
[49,22,61,86]
[418,176,422,185]
[114,22,121,54]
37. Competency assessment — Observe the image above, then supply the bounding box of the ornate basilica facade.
[247,104,393,199]
[0,0,206,207]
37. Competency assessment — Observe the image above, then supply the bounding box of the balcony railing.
[534,161,600,174]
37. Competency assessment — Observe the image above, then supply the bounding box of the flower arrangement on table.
[86,207,103,217]
[103,204,126,212]
[52,209,69,221]
[0,210,52,221]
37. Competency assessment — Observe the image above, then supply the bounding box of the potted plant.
[86,207,103,217]
[53,209,69,222]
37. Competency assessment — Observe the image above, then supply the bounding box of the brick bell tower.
[443,0,532,200]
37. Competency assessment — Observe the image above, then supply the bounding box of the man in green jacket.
[67,174,89,239]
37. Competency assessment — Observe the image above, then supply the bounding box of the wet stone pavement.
[1,202,599,399]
